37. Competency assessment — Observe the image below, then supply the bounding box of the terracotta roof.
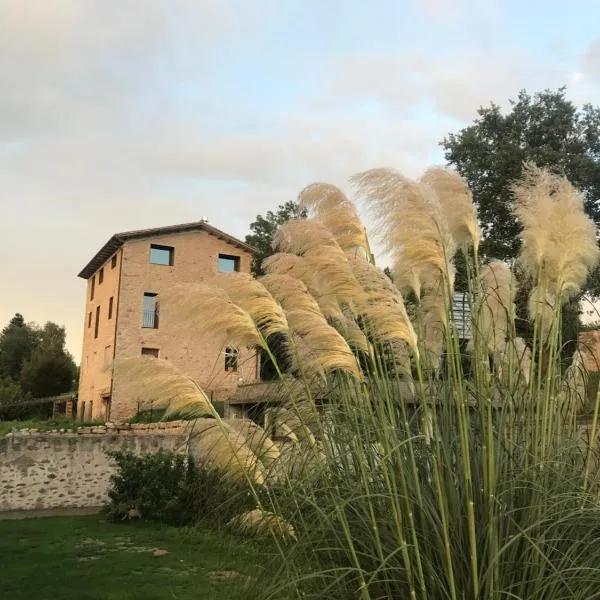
[78,221,255,279]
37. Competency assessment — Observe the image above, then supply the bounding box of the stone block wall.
[0,423,188,512]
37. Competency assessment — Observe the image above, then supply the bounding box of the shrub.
[105,451,256,527]
[0,378,40,420]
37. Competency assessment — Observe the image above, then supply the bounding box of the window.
[94,305,100,339]
[90,275,95,300]
[141,347,159,358]
[99,268,104,284]
[142,293,159,328]
[104,345,112,368]
[111,255,117,269]
[108,296,114,319]
[218,254,240,273]
[150,244,174,266]
[88,312,92,328]
[225,347,239,372]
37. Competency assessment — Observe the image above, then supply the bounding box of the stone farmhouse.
[77,221,259,422]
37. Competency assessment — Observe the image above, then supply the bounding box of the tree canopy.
[245,200,307,276]
[0,315,77,402]
[442,88,600,352]
[442,88,600,264]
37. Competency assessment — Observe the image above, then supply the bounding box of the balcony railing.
[142,308,159,328]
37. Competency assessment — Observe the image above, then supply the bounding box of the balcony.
[142,308,159,329]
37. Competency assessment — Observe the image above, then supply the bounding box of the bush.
[105,451,256,527]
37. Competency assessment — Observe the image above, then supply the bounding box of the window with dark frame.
[108,296,114,319]
[111,255,117,268]
[88,312,92,328]
[94,305,100,339]
[90,275,95,300]
[225,347,239,372]
[142,293,159,328]
[99,268,104,284]
[218,254,240,273]
[149,244,174,266]
[141,347,159,358]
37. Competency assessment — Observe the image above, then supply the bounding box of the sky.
[1,0,600,361]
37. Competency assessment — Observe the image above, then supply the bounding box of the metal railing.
[142,308,158,328]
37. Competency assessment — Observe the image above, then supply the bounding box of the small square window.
[150,244,174,266]
[218,254,240,273]
[111,255,117,269]
[99,268,104,284]
[108,296,114,319]
[141,347,159,358]
[225,347,239,372]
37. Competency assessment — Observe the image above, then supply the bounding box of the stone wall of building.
[111,229,258,421]
[78,248,123,422]
[0,423,188,512]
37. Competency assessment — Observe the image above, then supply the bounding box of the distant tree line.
[0,313,78,420]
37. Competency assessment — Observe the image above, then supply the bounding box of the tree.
[19,322,77,398]
[0,315,77,399]
[442,88,600,354]
[0,314,39,381]
[0,377,33,420]
[245,201,308,276]
[20,351,76,398]
[442,88,600,263]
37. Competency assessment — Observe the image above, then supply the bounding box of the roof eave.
[77,222,255,280]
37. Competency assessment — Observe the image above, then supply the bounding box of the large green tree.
[0,315,77,399]
[442,88,600,264]
[20,322,77,398]
[245,200,307,276]
[0,314,39,381]
[442,88,600,354]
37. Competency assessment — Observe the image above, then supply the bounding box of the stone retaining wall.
[0,422,190,512]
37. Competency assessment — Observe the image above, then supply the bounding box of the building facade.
[77,222,257,422]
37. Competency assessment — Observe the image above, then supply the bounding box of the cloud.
[0,0,276,141]
[327,49,575,122]
[582,38,600,81]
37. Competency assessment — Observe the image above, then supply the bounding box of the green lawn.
[0,515,270,600]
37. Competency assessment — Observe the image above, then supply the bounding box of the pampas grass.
[260,273,361,379]
[114,357,212,417]
[351,258,418,353]
[274,219,340,255]
[497,336,532,387]
[163,283,262,348]
[228,508,296,540]
[117,163,600,600]
[351,167,456,298]
[472,261,515,355]
[420,167,480,250]
[213,273,289,340]
[513,164,600,326]
[286,310,361,380]
[188,419,267,485]
[298,182,371,260]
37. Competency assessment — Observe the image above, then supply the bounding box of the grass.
[0,515,269,600]
[0,417,101,436]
